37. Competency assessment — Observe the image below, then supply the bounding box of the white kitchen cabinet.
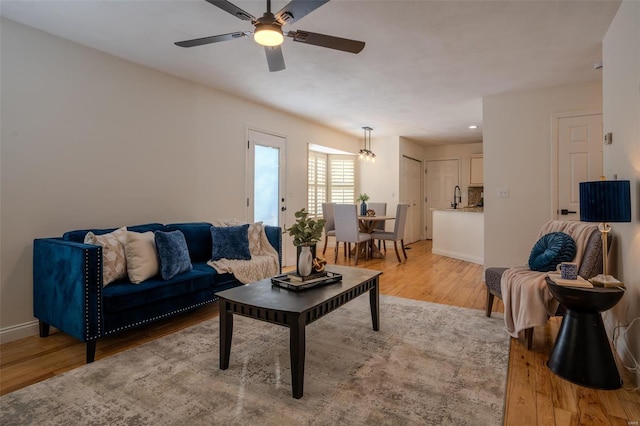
[469,156,484,186]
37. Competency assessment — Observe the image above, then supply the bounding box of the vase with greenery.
[285,208,325,276]
[356,193,370,216]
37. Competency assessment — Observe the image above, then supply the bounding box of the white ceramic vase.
[297,246,313,277]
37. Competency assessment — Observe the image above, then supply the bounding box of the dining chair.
[367,202,387,251]
[321,202,336,255]
[333,204,372,265]
[374,204,409,262]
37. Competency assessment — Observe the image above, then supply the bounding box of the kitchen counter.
[431,209,484,264]
[436,207,484,213]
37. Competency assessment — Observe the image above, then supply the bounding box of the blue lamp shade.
[579,180,631,223]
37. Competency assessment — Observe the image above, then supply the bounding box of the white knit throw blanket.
[207,219,280,285]
[501,220,597,338]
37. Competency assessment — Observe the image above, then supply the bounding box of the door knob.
[560,209,576,215]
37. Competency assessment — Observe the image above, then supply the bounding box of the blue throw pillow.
[210,224,251,261]
[528,232,577,272]
[154,230,193,280]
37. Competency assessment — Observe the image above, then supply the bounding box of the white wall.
[483,81,603,268]
[602,0,640,386]
[0,19,359,339]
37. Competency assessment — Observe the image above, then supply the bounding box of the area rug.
[1,295,509,425]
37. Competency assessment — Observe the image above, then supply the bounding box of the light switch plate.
[498,188,510,198]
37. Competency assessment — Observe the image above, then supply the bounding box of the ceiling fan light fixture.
[254,24,284,46]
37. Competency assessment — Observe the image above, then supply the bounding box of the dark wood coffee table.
[215,265,382,399]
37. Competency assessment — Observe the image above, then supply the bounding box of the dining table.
[356,215,396,259]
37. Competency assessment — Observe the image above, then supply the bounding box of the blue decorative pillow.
[210,224,251,261]
[528,232,577,272]
[154,230,193,280]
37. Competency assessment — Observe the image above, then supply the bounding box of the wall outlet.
[498,188,510,198]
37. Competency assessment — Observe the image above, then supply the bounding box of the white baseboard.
[431,248,484,265]
[0,320,40,344]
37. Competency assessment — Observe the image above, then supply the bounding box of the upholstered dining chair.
[374,204,409,263]
[333,204,372,265]
[321,202,336,255]
[367,202,387,251]
[485,220,605,349]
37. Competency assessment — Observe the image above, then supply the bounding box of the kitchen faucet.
[451,185,462,209]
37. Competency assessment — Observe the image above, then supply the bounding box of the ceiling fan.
[175,0,365,72]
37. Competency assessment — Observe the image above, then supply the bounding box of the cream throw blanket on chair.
[501,220,597,338]
[207,219,280,284]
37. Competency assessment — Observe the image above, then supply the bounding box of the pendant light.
[359,126,375,162]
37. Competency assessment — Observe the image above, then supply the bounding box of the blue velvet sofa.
[33,222,282,363]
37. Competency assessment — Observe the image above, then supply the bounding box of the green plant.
[285,208,326,247]
[356,193,370,203]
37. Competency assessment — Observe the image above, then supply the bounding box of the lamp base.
[598,222,611,277]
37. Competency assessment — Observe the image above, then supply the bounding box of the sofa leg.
[485,289,494,318]
[525,328,534,350]
[39,321,50,338]
[86,341,97,363]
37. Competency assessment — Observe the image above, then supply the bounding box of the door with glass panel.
[247,129,286,231]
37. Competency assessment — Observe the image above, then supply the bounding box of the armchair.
[485,220,604,349]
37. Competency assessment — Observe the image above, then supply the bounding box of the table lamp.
[579,180,631,282]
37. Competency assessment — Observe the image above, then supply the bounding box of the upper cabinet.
[469,155,484,186]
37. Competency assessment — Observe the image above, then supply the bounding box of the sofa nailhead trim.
[85,247,103,341]
[103,298,218,335]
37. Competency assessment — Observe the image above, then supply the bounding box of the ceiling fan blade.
[275,0,329,26]
[287,30,365,54]
[175,31,249,47]
[265,46,286,72]
[205,0,256,22]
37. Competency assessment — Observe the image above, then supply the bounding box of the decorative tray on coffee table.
[271,271,342,291]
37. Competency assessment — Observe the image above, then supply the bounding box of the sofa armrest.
[33,238,102,342]
[264,226,282,273]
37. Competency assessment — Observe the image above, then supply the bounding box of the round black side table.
[545,277,625,390]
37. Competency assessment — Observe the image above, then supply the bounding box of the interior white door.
[557,113,603,221]
[425,159,459,239]
[401,156,423,244]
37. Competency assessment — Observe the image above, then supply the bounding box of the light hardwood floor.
[1,240,638,424]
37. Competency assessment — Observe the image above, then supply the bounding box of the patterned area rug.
[1,296,509,425]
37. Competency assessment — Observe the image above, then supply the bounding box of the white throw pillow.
[84,227,127,286]
[125,231,159,284]
[248,221,264,256]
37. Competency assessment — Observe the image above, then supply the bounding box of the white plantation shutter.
[329,155,356,204]
[308,151,357,218]
[308,151,327,217]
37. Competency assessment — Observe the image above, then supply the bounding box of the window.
[308,150,357,217]
[329,155,356,204]
[308,151,327,217]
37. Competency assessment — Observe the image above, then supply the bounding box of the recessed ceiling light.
[468,125,478,129]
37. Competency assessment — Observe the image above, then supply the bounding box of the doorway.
[425,159,460,239]
[553,111,603,221]
[400,156,423,244]
[246,128,286,231]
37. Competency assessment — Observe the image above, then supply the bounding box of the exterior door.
[401,156,423,244]
[425,159,459,239]
[247,129,286,250]
[556,113,603,221]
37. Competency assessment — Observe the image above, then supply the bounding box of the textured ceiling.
[0,0,621,145]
